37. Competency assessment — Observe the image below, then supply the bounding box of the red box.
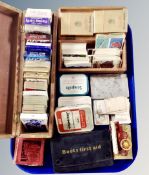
[14,138,45,166]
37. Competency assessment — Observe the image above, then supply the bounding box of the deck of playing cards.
[93,97,130,115]
[95,33,125,49]
[20,113,48,132]
[14,138,45,166]
[24,79,48,91]
[55,105,94,134]
[92,48,122,68]
[93,96,131,126]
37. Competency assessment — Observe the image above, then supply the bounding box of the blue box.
[10,26,138,174]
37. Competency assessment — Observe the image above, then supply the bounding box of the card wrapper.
[26,33,51,43]
[25,8,52,34]
[51,129,113,173]
[94,114,110,125]
[24,79,48,91]
[91,74,129,99]
[58,96,92,107]
[111,112,131,124]
[93,96,130,115]
[95,33,125,49]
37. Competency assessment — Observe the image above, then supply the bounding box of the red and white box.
[55,105,94,134]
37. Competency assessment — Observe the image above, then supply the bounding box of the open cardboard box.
[58,7,127,73]
[0,1,58,138]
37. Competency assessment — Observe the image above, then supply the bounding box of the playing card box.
[55,105,94,134]
[58,7,127,73]
[0,1,58,138]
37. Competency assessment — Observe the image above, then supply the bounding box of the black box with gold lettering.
[50,129,114,173]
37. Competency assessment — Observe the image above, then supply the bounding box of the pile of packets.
[61,33,125,68]
[52,74,133,172]
[20,8,52,132]
[14,74,133,171]
[13,8,133,173]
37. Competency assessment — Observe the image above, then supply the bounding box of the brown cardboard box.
[0,1,58,138]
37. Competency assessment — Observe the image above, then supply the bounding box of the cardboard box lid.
[0,1,22,138]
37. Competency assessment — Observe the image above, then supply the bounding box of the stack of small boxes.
[20,8,52,132]
[55,74,94,134]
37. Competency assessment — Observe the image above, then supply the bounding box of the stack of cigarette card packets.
[61,33,125,69]
[20,8,52,132]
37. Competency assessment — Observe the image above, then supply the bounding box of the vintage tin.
[59,74,89,95]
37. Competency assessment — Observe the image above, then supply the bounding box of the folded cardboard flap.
[0,3,21,137]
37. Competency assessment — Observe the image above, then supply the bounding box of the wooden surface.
[0,1,21,15]
[0,2,21,137]
[59,6,127,11]
[48,13,58,138]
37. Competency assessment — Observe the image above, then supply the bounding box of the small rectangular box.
[59,74,89,95]
[55,105,94,134]
[58,96,92,107]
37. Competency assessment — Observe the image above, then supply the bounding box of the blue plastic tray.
[10,26,138,174]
